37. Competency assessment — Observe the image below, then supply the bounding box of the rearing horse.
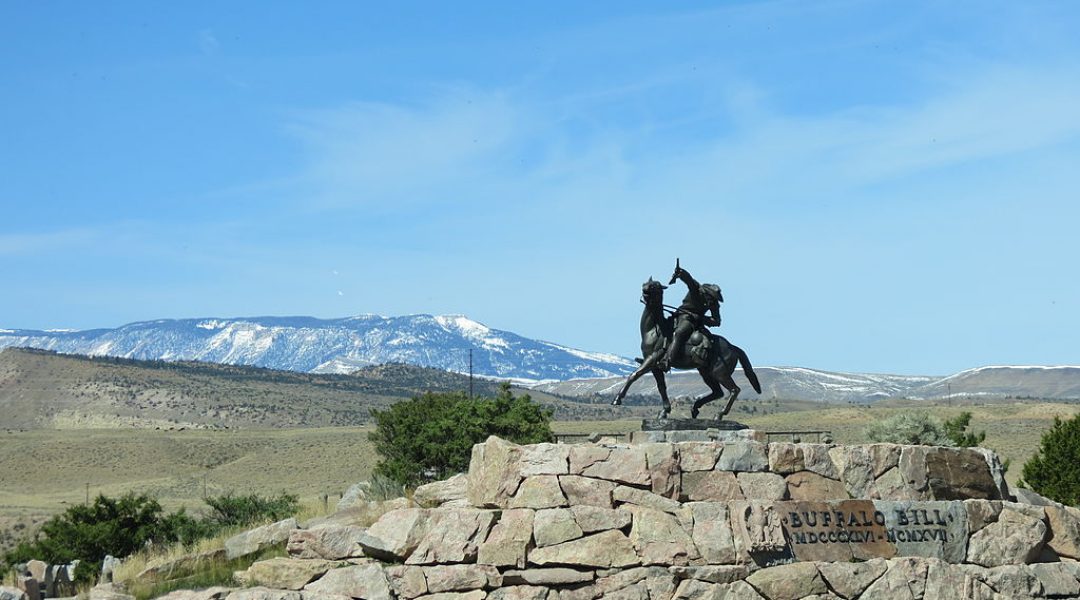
[611,278,762,419]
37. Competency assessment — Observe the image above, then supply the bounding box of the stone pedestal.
[641,418,748,431]
[632,420,764,443]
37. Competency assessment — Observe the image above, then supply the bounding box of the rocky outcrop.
[225,519,300,560]
[145,435,1080,600]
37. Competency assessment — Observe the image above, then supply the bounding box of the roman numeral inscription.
[774,500,968,562]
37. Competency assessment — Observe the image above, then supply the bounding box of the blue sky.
[2,1,1079,375]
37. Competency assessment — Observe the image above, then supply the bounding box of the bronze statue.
[611,260,761,419]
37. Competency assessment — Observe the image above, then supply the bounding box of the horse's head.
[642,278,666,305]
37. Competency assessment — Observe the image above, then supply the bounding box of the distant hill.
[0,348,648,430]
[532,365,1080,404]
[908,366,1080,400]
[0,314,635,381]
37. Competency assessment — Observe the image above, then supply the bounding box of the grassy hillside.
[0,348,646,429]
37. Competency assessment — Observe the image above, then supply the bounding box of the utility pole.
[469,349,474,399]
[85,482,89,504]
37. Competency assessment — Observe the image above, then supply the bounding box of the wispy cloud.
[198,29,220,56]
[0,229,98,256]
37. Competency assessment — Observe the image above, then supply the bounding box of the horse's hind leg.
[691,372,725,419]
[717,374,742,419]
[653,369,671,418]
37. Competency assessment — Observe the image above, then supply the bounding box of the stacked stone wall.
[107,435,1080,600]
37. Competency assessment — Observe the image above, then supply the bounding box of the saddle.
[679,329,734,368]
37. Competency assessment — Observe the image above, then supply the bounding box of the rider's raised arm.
[674,267,701,293]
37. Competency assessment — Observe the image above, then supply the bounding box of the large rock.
[570,445,650,487]
[509,476,567,509]
[137,548,228,581]
[1030,563,1080,597]
[745,562,827,600]
[477,509,534,569]
[687,503,737,565]
[413,592,486,600]
[487,586,552,600]
[303,564,392,600]
[153,587,232,600]
[925,448,1000,500]
[817,559,888,599]
[235,558,337,590]
[677,442,721,472]
[385,565,428,599]
[628,506,699,566]
[613,485,683,513]
[966,506,1047,567]
[785,472,847,501]
[337,481,374,511]
[592,566,671,597]
[423,565,499,593]
[359,509,430,561]
[520,444,570,477]
[415,474,470,508]
[768,444,838,479]
[533,509,584,548]
[527,529,639,569]
[1045,504,1080,559]
[643,443,681,499]
[558,476,615,508]
[669,565,749,584]
[715,443,768,472]
[858,557,929,600]
[681,471,744,502]
[569,505,631,533]
[830,447,878,500]
[501,568,593,586]
[288,526,368,560]
[896,446,931,500]
[469,436,525,508]
[964,500,1003,535]
[736,472,788,501]
[673,580,765,600]
[225,588,300,600]
[963,564,1043,598]
[89,585,137,600]
[225,518,300,559]
[923,561,995,600]
[407,509,496,565]
[0,588,27,600]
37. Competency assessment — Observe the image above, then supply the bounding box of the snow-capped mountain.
[0,314,637,381]
[532,364,1080,403]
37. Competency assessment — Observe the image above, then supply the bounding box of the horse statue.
[611,277,761,419]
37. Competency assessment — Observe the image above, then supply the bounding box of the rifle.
[668,257,681,286]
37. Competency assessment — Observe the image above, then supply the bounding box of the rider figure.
[659,263,722,371]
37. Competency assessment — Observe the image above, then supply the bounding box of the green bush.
[2,493,198,582]
[1021,414,1080,506]
[2,491,300,582]
[203,492,299,529]
[369,384,554,486]
[864,411,952,446]
[942,412,987,447]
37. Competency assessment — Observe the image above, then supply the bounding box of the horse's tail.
[735,345,762,394]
